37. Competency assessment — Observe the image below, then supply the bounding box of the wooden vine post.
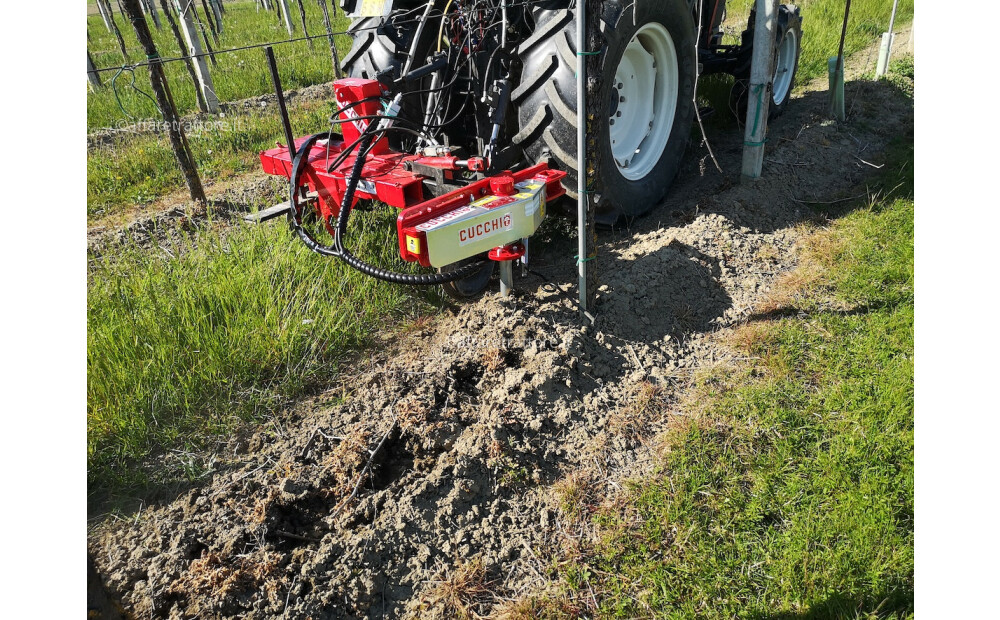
[741,0,779,182]
[120,0,206,204]
[159,0,209,112]
[173,0,220,112]
[296,0,314,49]
[108,1,133,63]
[143,0,161,29]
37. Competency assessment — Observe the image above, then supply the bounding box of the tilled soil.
[88,38,913,620]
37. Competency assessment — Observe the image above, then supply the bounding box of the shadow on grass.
[744,299,895,323]
[749,589,914,620]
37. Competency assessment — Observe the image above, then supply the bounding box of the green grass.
[87,2,351,130]
[87,208,440,496]
[87,99,333,219]
[536,139,915,617]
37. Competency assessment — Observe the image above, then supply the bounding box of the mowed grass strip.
[515,144,914,617]
[87,2,351,131]
[87,209,436,495]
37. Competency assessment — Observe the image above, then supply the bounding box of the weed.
[420,559,493,620]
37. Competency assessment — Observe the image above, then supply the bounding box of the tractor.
[260,0,802,298]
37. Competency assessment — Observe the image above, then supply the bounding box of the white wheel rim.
[609,22,679,181]
[772,29,797,105]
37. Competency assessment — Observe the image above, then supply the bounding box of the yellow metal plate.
[357,0,391,17]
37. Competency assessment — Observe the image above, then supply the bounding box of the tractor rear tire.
[513,2,697,225]
[342,16,403,80]
[341,1,429,80]
[341,8,433,151]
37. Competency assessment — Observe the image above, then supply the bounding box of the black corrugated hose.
[288,132,488,284]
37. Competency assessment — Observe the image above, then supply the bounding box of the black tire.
[341,15,402,80]
[340,7,434,150]
[439,255,496,300]
[341,1,429,80]
[513,2,697,225]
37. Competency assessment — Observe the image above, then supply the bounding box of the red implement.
[260,78,567,266]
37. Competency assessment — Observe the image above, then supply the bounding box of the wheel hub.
[608,22,679,181]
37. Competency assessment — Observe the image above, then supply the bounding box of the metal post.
[209,0,223,33]
[265,47,298,162]
[576,0,589,316]
[499,261,513,297]
[96,0,113,31]
[741,0,779,182]
[875,0,900,78]
[278,0,295,36]
[830,0,851,121]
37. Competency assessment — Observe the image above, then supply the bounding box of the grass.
[87,1,351,130]
[87,208,441,497]
[521,127,914,617]
[87,99,333,220]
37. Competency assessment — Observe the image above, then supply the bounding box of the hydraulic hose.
[288,133,488,285]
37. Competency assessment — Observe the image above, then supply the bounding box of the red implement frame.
[260,78,566,266]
